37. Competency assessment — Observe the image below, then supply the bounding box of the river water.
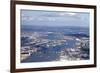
[21,37,81,63]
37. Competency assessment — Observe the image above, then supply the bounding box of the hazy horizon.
[21,10,90,27]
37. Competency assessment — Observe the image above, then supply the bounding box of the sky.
[21,10,90,27]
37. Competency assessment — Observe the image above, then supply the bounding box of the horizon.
[21,24,89,28]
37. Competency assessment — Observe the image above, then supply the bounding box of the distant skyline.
[21,10,90,27]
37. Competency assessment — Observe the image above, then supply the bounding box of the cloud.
[57,12,77,16]
[22,16,35,21]
[22,17,27,21]
[67,13,77,16]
